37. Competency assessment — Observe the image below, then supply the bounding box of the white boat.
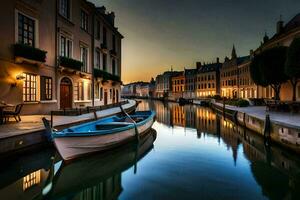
[43,111,156,161]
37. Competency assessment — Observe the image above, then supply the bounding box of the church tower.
[231,45,237,59]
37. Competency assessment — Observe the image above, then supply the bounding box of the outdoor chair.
[3,104,23,123]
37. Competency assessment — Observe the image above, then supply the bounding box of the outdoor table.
[0,104,15,124]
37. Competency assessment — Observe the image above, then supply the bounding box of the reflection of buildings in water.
[172,104,186,127]
[184,105,196,128]
[23,170,41,191]
[74,174,122,200]
[220,119,241,165]
[154,101,172,126]
[0,168,50,200]
[195,107,217,135]
[137,100,172,126]
[230,120,300,200]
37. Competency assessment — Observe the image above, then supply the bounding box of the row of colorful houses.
[0,0,123,115]
[154,13,300,101]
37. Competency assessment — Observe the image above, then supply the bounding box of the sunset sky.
[91,0,300,84]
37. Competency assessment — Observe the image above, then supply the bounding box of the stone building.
[0,0,123,114]
[171,71,185,99]
[184,68,197,99]
[0,0,57,114]
[155,71,181,98]
[254,13,300,101]
[237,57,262,99]
[220,46,240,98]
[196,58,222,98]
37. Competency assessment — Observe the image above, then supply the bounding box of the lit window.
[23,170,41,191]
[74,82,84,101]
[18,13,35,47]
[23,73,37,102]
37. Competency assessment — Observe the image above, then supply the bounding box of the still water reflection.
[1,100,300,200]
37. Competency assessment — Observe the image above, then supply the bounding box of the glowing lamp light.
[11,73,25,87]
[16,74,25,80]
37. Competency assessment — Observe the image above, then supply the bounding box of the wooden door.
[104,90,108,105]
[116,90,119,103]
[60,78,72,109]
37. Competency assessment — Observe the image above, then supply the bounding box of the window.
[112,59,116,75]
[60,36,72,58]
[110,89,112,99]
[23,73,37,102]
[95,50,100,69]
[41,76,52,100]
[59,0,70,19]
[100,87,103,100]
[75,82,84,100]
[103,27,107,46]
[80,10,88,31]
[95,83,99,99]
[96,20,100,39]
[80,46,88,72]
[102,53,107,71]
[18,13,35,47]
[87,84,91,100]
[112,34,116,51]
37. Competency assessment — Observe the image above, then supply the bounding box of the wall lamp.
[11,73,25,87]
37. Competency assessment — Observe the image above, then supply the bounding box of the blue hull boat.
[44,111,156,161]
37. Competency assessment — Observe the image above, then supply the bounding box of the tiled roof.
[198,63,222,73]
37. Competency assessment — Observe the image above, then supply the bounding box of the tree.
[285,37,300,101]
[250,46,289,100]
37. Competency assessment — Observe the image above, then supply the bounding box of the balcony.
[14,43,47,65]
[94,68,121,83]
[59,56,83,71]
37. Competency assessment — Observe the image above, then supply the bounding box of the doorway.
[104,89,108,105]
[60,77,72,109]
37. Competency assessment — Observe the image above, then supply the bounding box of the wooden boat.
[43,110,156,161]
[45,130,157,199]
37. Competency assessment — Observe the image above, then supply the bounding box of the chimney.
[250,49,254,59]
[216,57,220,63]
[277,15,284,34]
[196,62,202,70]
[108,12,115,26]
[98,6,106,14]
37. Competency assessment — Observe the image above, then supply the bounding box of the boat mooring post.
[263,113,271,146]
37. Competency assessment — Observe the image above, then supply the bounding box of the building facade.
[0,0,123,115]
[155,71,181,98]
[0,0,57,114]
[171,71,185,99]
[184,68,197,99]
[196,59,222,98]
[254,14,300,101]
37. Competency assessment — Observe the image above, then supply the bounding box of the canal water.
[0,100,300,200]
